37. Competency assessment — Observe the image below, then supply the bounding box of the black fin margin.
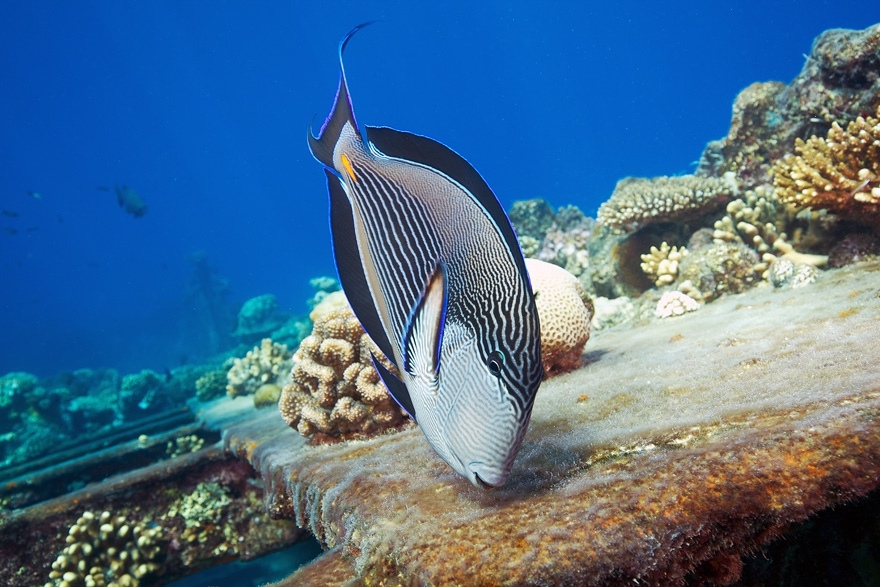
[307,22,375,167]
[372,354,416,421]
[326,169,398,368]
[365,126,530,280]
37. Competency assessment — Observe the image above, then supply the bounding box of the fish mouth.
[468,462,504,489]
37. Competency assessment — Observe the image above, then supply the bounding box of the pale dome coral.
[525,258,594,377]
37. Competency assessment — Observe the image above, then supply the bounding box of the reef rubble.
[201,260,880,586]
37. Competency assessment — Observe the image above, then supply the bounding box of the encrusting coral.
[226,338,293,401]
[525,259,594,376]
[773,105,880,227]
[597,173,738,231]
[45,510,163,587]
[278,306,409,442]
[640,242,688,287]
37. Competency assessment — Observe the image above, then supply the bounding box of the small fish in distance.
[114,184,148,218]
[27,191,42,200]
[1,210,18,217]
[308,23,543,488]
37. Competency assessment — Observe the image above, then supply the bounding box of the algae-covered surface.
[205,261,880,586]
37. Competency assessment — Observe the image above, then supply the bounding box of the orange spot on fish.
[340,153,357,183]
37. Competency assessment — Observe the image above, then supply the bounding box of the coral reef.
[674,242,760,302]
[45,510,163,587]
[279,305,409,441]
[166,434,205,458]
[233,294,288,343]
[194,366,230,402]
[697,24,880,188]
[305,276,341,310]
[510,199,595,282]
[226,339,293,400]
[590,296,636,331]
[223,260,880,587]
[640,242,688,287]
[308,290,348,323]
[596,173,738,231]
[766,258,820,289]
[120,370,164,414]
[508,198,558,241]
[655,290,700,318]
[828,232,880,267]
[224,265,880,585]
[773,105,880,227]
[525,259,594,377]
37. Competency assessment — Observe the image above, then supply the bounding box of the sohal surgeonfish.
[308,23,543,488]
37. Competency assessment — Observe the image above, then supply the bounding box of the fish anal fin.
[372,354,416,421]
[403,263,447,378]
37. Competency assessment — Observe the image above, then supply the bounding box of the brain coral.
[279,305,409,441]
[597,173,738,231]
[773,104,880,227]
[525,259,594,377]
[226,338,293,400]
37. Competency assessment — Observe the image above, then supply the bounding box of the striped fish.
[308,24,543,488]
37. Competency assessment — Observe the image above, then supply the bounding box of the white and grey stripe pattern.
[346,145,540,416]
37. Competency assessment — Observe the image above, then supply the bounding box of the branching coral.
[525,259,594,376]
[597,173,738,231]
[773,105,880,227]
[226,339,293,400]
[45,511,163,587]
[640,242,688,287]
[279,305,409,441]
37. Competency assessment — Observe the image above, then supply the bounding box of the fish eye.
[486,350,505,377]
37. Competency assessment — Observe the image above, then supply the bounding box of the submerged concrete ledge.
[211,262,880,586]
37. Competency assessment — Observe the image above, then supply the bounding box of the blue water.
[1,1,877,377]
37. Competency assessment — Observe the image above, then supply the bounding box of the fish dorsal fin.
[371,354,416,421]
[402,262,447,377]
[325,169,398,367]
[365,125,528,274]
[307,23,374,167]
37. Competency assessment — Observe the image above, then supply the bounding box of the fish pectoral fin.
[402,262,447,380]
[372,354,416,421]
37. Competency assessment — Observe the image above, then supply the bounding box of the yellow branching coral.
[597,172,738,231]
[45,511,163,587]
[226,338,292,399]
[640,242,688,287]
[773,105,880,225]
[279,305,409,441]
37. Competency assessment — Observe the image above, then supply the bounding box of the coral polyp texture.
[773,105,880,227]
[45,510,163,587]
[525,259,594,377]
[596,173,738,231]
[226,338,293,401]
[278,305,409,441]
